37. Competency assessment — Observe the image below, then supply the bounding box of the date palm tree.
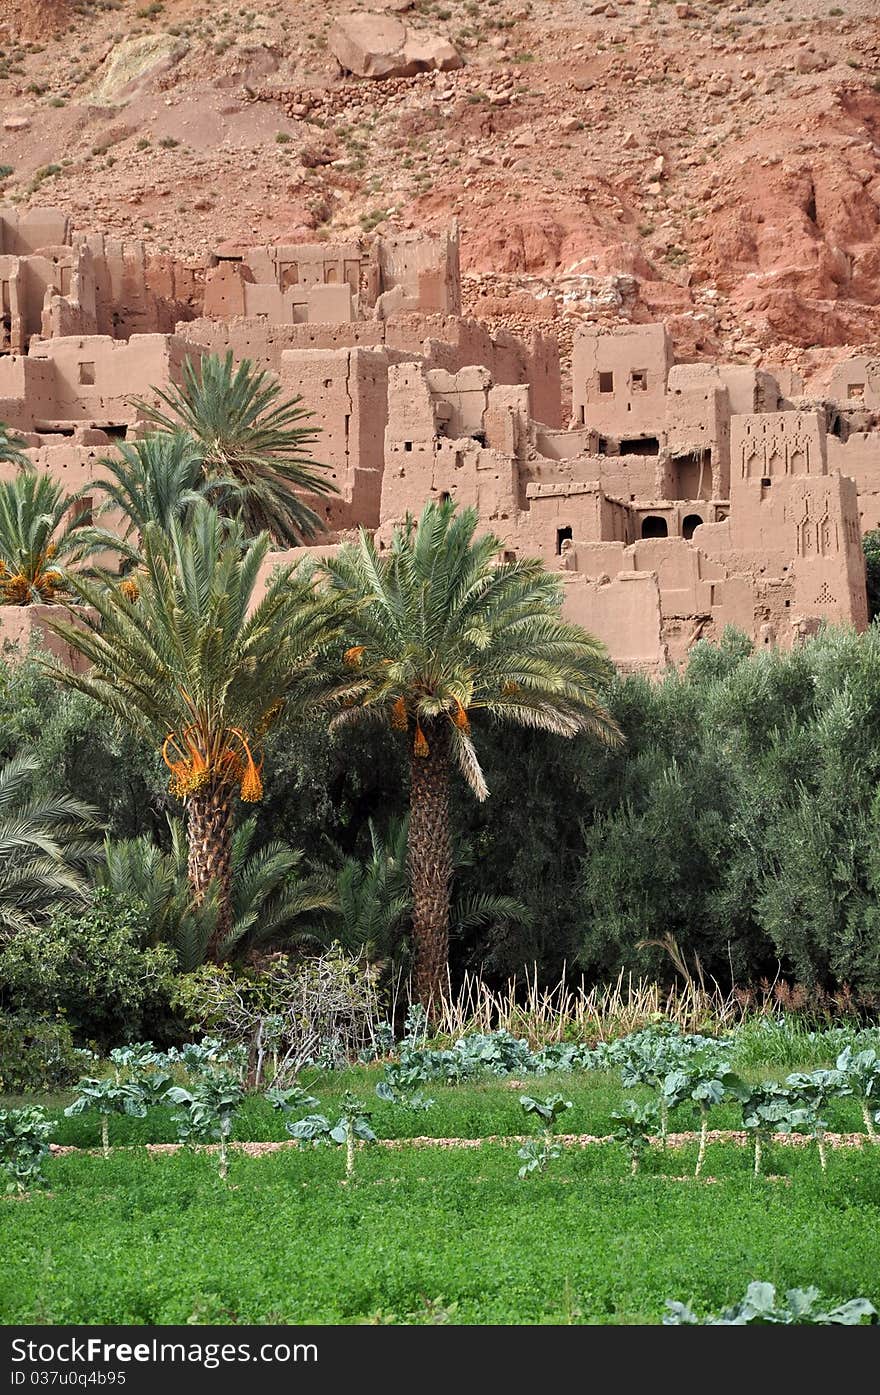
[0,470,94,604]
[42,503,340,957]
[132,351,337,546]
[315,499,622,1006]
[0,752,101,935]
[86,432,209,565]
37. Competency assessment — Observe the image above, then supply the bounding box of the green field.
[2,1066,878,1326]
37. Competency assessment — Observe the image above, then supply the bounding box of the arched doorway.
[682,514,704,541]
[640,515,668,539]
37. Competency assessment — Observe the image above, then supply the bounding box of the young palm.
[42,503,340,957]
[0,471,94,604]
[86,432,209,565]
[132,351,337,546]
[316,499,622,1005]
[0,752,101,935]
[0,422,28,469]
[100,817,336,969]
[321,815,531,973]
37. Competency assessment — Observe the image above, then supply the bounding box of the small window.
[404,441,413,452]
[682,514,703,540]
[502,550,516,563]
[640,516,668,539]
[78,362,95,385]
[70,496,93,527]
[556,526,573,555]
[848,383,865,400]
[598,371,614,394]
[630,369,648,391]
[439,491,451,504]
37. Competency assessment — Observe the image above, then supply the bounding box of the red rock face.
[0,0,878,386]
[0,0,68,38]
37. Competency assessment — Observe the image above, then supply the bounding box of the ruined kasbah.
[1,202,877,674]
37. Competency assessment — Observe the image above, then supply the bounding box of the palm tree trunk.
[187,781,234,959]
[407,720,452,1011]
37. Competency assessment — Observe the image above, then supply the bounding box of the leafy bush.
[578,626,880,994]
[0,1105,54,1193]
[0,1012,89,1092]
[0,890,179,1049]
[172,952,385,1083]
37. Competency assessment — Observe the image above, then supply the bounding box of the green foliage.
[516,1093,572,1177]
[166,1070,244,1179]
[579,625,880,993]
[131,352,338,546]
[0,751,100,933]
[518,1093,572,1126]
[862,530,880,621]
[64,1076,148,1155]
[42,504,338,769]
[0,888,179,1049]
[0,470,95,603]
[664,1280,877,1326]
[0,1013,88,1093]
[0,1105,54,1193]
[5,1139,878,1323]
[86,432,209,564]
[286,1090,377,1176]
[99,816,335,969]
[610,1099,659,1174]
[0,422,28,469]
[0,653,164,842]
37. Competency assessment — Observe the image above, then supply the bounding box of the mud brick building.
[0,205,876,673]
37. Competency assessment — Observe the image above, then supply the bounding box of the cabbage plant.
[64,1078,148,1157]
[287,1092,377,1178]
[835,1046,880,1140]
[610,1099,659,1176]
[166,1070,244,1180]
[664,1281,876,1326]
[516,1094,572,1178]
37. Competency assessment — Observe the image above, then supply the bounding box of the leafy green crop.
[665,1281,877,1326]
[63,1079,147,1157]
[516,1094,572,1178]
[286,1092,377,1177]
[0,1106,54,1194]
[166,1072,244,1180]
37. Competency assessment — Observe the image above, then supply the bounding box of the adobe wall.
[24,334,199,428]
[278,346,390,529]
[571,322,671,435]
[0,603,93,673]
